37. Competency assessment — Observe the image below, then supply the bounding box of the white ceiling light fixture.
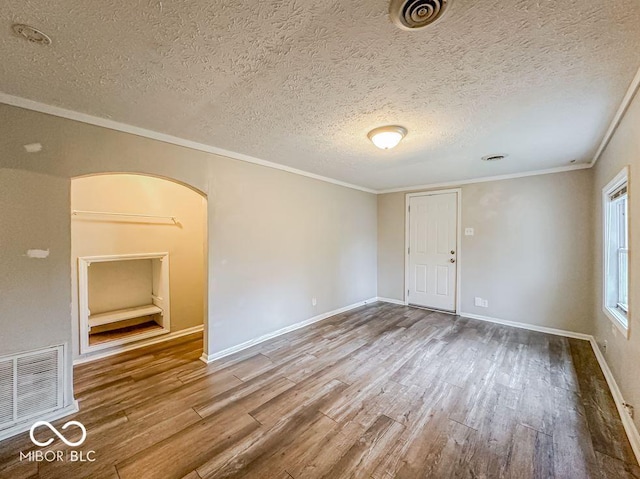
[368,126,408,150]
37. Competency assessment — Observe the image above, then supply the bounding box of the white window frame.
[602,166,630,338]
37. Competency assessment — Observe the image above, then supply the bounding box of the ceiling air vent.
[389,0,452,31]
[11,24,52,45]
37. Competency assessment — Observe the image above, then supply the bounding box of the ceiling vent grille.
[0,361,14,427]
[0,346,63,431]
[11,24,52,45]
[389,0,452,31]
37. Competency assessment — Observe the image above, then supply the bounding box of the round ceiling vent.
[481,154,507,162]
[12,24,52,45]
[389,0,452,31]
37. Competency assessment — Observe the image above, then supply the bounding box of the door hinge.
[407,289,410,296]
[408,247,410,254]
[408,205,410,213]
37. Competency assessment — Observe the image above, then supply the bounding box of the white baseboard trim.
[375,297,408,306]
[459,312,592,340]
[0,400,80,443]
[589,338,640,463]
[73,325,204,365]
[200,298,377,363]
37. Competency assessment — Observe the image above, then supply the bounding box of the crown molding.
[0,92,377,194]
[376,163,592,194]
[591,65,640,167]
[5,83,637,195]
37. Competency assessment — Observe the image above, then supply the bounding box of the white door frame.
[404,188,462,314]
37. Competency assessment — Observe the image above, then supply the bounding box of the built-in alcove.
[70,174,207,361]
[78,253,170,353]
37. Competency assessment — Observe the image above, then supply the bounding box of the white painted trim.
[0,92,375,194]
[200,298,377,363]
[459,312,592,340]
[590,338,640,463]
[3,65,636,193]
[591,66,640,167]
[0,93,600,195]
[0,400,79,443]
[601,166,630,339]
[375,297,408,306]
[378,164,591,194]
[604,307,630,339]
[404,189,462,314]
[0,65,640,194]
[73,325,203,365]
[404,193,411,308]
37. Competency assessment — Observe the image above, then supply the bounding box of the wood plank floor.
[1,302,638,478]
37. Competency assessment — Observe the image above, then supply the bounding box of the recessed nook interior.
[70,173,207,361]
[79,253,170,352]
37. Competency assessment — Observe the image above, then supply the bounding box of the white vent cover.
[389,0,452,31]
[0,361,14,427]
[0,346,63,431]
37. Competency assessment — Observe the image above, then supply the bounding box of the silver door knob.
[450,258,455,263]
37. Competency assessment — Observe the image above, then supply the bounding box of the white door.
[407,192,458,311]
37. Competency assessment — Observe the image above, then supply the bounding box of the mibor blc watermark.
[20,420,96,463]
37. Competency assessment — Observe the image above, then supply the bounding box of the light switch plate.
[465,228,474,236]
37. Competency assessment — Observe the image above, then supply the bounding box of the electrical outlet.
[311,297,317,307]
[465,228,474,236]
[474,297,488,308]
[603,340,608,353]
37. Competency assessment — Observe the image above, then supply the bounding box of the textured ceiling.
[1,0,640,190]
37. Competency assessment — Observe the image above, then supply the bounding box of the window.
[603,167,630,336]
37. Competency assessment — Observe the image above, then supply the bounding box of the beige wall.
[207,156,378,350]
[592,87,640,430]
[378,169,594,333]
[0,104,378,406]
[0,169,73,404]
[71,174,206,358]
[377,191,406,301]
[3,96,611,419]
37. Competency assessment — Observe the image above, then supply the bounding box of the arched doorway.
[70,173,208,361]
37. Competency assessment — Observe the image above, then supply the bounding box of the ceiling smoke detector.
[12,24,52,45]
[389,0,452,31]
[481,154,507,162]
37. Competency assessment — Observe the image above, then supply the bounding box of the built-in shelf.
[78,252,171,354]
[88,304,163,329]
